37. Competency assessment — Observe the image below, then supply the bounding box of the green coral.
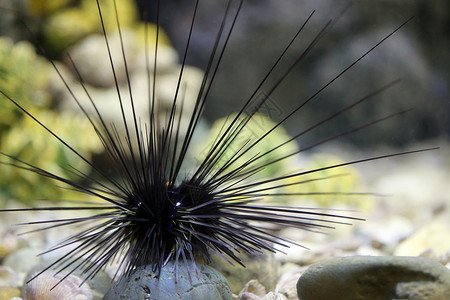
[290,153,370,209]
[0,37,51,134]
[41,7,99,53]
[202,113,367,209]
[134,23,171,48]
[0,109,103,204]
[201,112,299,180]
[0,37,103,205]
[27,0,72,16]
[38,0,140,53]
[0,0,177,207]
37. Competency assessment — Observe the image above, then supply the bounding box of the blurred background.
[0,1,448,296]
[0,0,448,148]
[140,0,450,148]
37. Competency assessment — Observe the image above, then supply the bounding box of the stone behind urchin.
[103,261,232,300]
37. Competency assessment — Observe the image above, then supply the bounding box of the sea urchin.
[0,0,438,291]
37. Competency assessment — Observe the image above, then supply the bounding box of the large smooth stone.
[296,256,450,300]
[103,261,232,300]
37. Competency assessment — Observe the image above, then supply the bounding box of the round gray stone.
[296,256,450,300]
[103,261,232,300]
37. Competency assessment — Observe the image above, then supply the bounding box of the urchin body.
[123,180,219,268]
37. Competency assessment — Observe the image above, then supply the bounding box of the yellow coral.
[134,23,171,48]
[200,114,369,209]
[81,0,139,32]
[0,287,21,299]
[0,109,103,204]
[42,7,99,52]
[200,112,299,180]
[288,153,372,210]
[41,0,140,53]
[0,37,51,133]
[27,0,71,16]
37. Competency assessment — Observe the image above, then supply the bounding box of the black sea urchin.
[0,0,439,287]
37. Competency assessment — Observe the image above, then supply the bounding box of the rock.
[66,31,136,87]
[103,261,232,300]
[296,256,450,300]
[66,29,178,88]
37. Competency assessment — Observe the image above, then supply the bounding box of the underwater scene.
[0,0,448,299]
